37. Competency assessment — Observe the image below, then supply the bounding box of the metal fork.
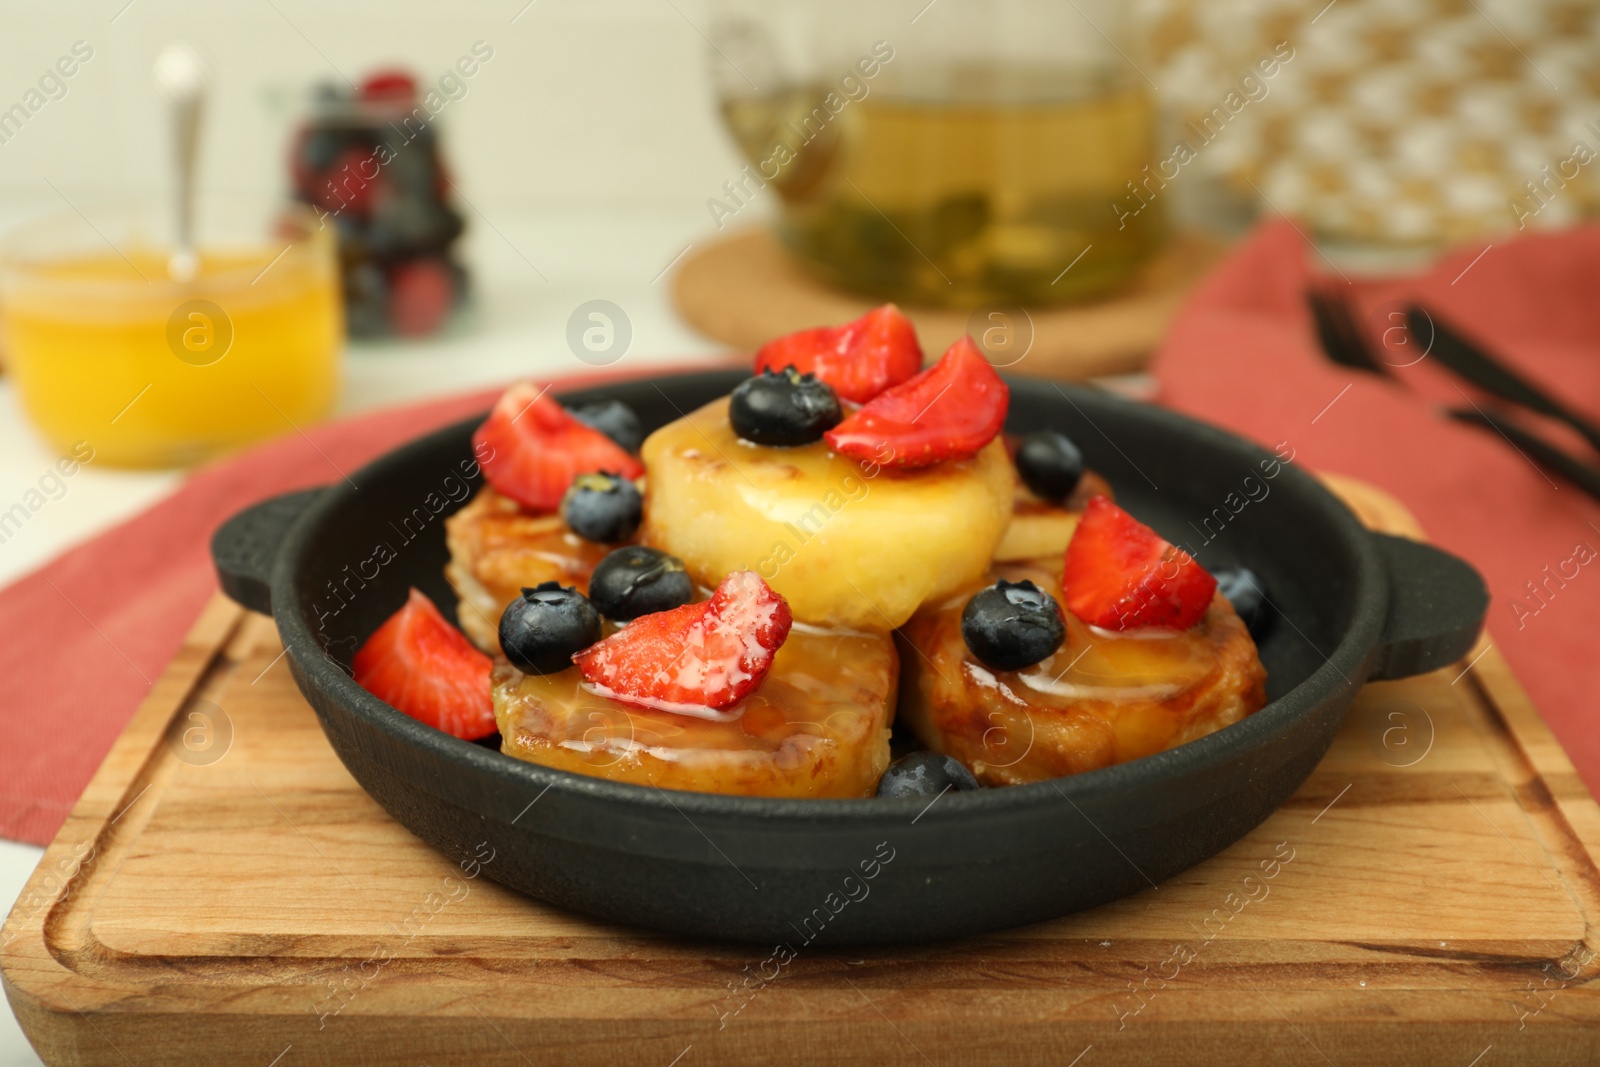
[1304,288,1390,377]
[1304,286,1600,505]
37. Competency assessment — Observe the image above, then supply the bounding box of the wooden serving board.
[671,228,1227,380]
[6,477,1600,1066]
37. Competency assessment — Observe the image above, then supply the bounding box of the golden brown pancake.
[492,624,896,798]
[993,468,1113,561]
[443,486,614,653]
[897,557,1266,786]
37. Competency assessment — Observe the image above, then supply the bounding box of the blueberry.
[561,472,642,543]
[1014,431,1085,501]
[499,581,602,675]
[728,367,842,447]
[569,399,644,453]
[1214,566,1272,639]
[401,119,438,148]
[368,195,461,258]
[589,545,694,621]
[961,579,1067,672]
[299,126,348,175]
[438,206,466,247]
[876,751,981,798]
[343,262,390,338]
[332,212,370,264]
[384,144,440,197]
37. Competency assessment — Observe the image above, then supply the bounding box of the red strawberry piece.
[823,334,1009,469]
[352,588,496,740]
[1062,496,1218,631]
[574,571,793,712]
[360,69,417,103]
[473,382,645,512]
[754,304,923,404]
[313,145,382,216]
[389,258,455,337]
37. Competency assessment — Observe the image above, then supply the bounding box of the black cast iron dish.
[212,371,1488,945]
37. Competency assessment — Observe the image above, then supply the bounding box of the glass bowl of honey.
[0,197,342,468]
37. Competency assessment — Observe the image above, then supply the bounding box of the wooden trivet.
[671,228,1228,379]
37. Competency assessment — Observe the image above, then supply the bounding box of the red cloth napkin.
[0,365,707,845]
[1154,221,1600,794]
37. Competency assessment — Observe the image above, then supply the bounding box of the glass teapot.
[706,0,1166,307]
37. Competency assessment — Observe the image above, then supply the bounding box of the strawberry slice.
[823,335,1008,469]
[754,304,923,404]
[352,588,496,740]
[574,571,793,712]
[389,258,455,337]
[473,382,645,512]
[1062,496,1218,631]
[313,146,380,215]
[359,69,417,103]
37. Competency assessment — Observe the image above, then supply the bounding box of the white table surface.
[0,205,730,1064]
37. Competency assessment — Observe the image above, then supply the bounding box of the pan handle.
[210,488,327,615]
[1367,532,1489,681]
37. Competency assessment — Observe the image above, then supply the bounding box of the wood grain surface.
[671,228,1228,380]
[4,476,1597,1066]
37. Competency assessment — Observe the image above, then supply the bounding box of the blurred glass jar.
[289,72,471,339]
[0,198,341,468]
[707,0,1166,308]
